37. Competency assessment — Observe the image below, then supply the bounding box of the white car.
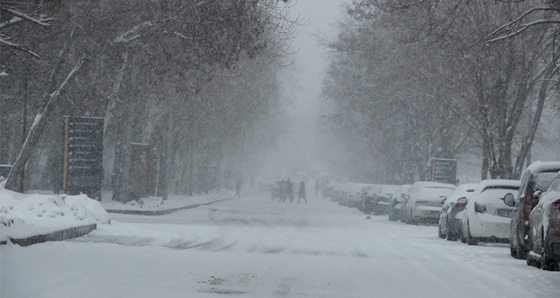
[404,181,456,224]
[461,179,520,245]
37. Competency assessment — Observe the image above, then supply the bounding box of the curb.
[105,198,233,216]
[3,223,97,247]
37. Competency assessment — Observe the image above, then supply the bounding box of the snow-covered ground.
[1,187,559,298]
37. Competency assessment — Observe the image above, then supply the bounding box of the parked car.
[324,182,344,202]
[388,184,411,221]
[370,184,400,215]
[525,170,560,271]
[360,184,382,214]
[340,183,371,208]
[438,183,477,241]
[403,181,456,225]
[506,161,560,259]
[461,179,520,245]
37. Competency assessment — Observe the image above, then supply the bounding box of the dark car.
[525,170,560,271]
[505,161,560,259]
[438,183,477,241]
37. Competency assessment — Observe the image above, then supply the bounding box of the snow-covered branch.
[487,7,560,42]
[0,6,55,26]
[113,21,154,44]
[174,32,203,40]
[4,56,86,192]
[0,36,40,58]
[48,56,86,99]
[0,16,23,29]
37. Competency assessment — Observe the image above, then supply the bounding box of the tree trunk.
[5,58,84,192]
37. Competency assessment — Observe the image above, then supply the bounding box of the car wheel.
[541,240,560,271]
[447,231,457,241]
[510,245,518,258]
[526,254,540,268]
[466,224,478,246]
[516,244,527,260]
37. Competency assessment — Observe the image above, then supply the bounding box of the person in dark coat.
[298,181,307,204]
[235,178,242,198]
[286,179,294,203]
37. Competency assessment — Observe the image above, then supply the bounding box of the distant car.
[438,183,477,241]
[461,179,520,245]
[505,161,560,259]
[360,184,382,214]
[388,184,411,221]
[370,184,400,215]
[525,170,560,271]
[340,183,371,208]
[403,181,456,225]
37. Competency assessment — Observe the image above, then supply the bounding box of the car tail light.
[416,200,429,204]
[522,192,532,222]
[475,202,487,213]
[455,202,466,208]
[553,199,560,208]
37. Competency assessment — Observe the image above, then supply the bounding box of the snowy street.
[1,191,558,298]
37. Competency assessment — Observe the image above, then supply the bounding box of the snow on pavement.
[1,192,559,298]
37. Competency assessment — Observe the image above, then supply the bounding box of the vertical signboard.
[129,143,148,201]
[63,116,104,200]
[427,158,457,185]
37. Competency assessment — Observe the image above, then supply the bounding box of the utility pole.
[162,104,174,200]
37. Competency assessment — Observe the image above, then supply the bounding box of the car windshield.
[535,172,560,191]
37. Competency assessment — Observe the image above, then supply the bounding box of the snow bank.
[0,186,110,242]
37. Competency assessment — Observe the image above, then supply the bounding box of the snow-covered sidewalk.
[0,181,234,245]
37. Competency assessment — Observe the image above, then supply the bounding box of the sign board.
[129,143,149,200]
[63,116,104,200]
[427,158,457,185]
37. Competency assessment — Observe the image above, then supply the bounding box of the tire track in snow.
[373,229,458,297]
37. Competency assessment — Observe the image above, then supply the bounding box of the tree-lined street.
[2,192,558,297]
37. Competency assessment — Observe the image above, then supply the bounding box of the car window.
[534,171,558,192]
[547,175,560,192]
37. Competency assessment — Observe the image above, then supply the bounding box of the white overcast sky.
[259,0,350,179]
[288,0,348,112]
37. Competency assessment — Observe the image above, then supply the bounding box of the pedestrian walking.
[298,181,307,204]
[286,179,294,203]
[235,178,242,198]
[280,179,287,202]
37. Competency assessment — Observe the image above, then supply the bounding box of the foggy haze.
[257,0,348,181]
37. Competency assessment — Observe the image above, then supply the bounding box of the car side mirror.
[404,195,410,201]
[456,197,468,205]
[533,190,543,200]
[503,193,515,207]
[441,197,447,204]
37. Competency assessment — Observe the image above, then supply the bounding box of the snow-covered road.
[1,193,558,297]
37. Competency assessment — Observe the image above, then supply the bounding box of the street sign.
[427,158,457,185]
[63,116,104,200]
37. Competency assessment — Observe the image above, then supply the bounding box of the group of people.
[273,179,307,204]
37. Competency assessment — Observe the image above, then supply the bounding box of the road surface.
[1,191,558,297]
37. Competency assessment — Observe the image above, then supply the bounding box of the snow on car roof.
[379,184,400,197]
[473,179,520,194]
[525,160,560,174]
[445,183,478,203]
[411,181,456,189]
